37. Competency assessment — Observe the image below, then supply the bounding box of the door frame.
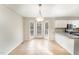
[44,21,49,39]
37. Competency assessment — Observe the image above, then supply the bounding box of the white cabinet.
[70,20,79,28]
[55,33,74,54]
[55,20,69,28]
[55,20,79,28]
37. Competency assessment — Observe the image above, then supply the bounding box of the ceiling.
[4,4,79,17]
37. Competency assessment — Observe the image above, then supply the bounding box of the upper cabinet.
[55,19,79,28]
[70,20,79,28]
[55,20,69,28]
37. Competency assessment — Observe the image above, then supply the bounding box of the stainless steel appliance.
[65,24,79,39]
[65,24,76,33]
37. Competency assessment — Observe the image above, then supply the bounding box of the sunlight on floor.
[26,39,53,55]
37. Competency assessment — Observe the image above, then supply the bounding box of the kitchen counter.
[55,28,79,55]
[55,28,79,39]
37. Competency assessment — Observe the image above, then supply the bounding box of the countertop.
[55,28,79,39]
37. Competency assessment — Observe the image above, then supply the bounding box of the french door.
[29,21,49,39]
[36,22,43,38]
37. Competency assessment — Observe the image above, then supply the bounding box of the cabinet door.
[70,20,79,28]
[55,20,69,28]
[55,33,74,54]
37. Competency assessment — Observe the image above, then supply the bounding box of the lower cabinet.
[55,33,74,55]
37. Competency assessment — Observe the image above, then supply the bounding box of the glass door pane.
[37,22,42,36]
[30,22,34,36]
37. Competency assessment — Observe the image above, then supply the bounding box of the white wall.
[23,17,55,41]
[0,5,23,54]
[23,17,33,40]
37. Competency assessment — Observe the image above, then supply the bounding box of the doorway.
[29,21,49,39]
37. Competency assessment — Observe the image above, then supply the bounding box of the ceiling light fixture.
[36,4,44,22]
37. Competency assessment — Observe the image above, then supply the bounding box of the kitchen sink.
[70,32,79,36]
[65,31,79,39]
